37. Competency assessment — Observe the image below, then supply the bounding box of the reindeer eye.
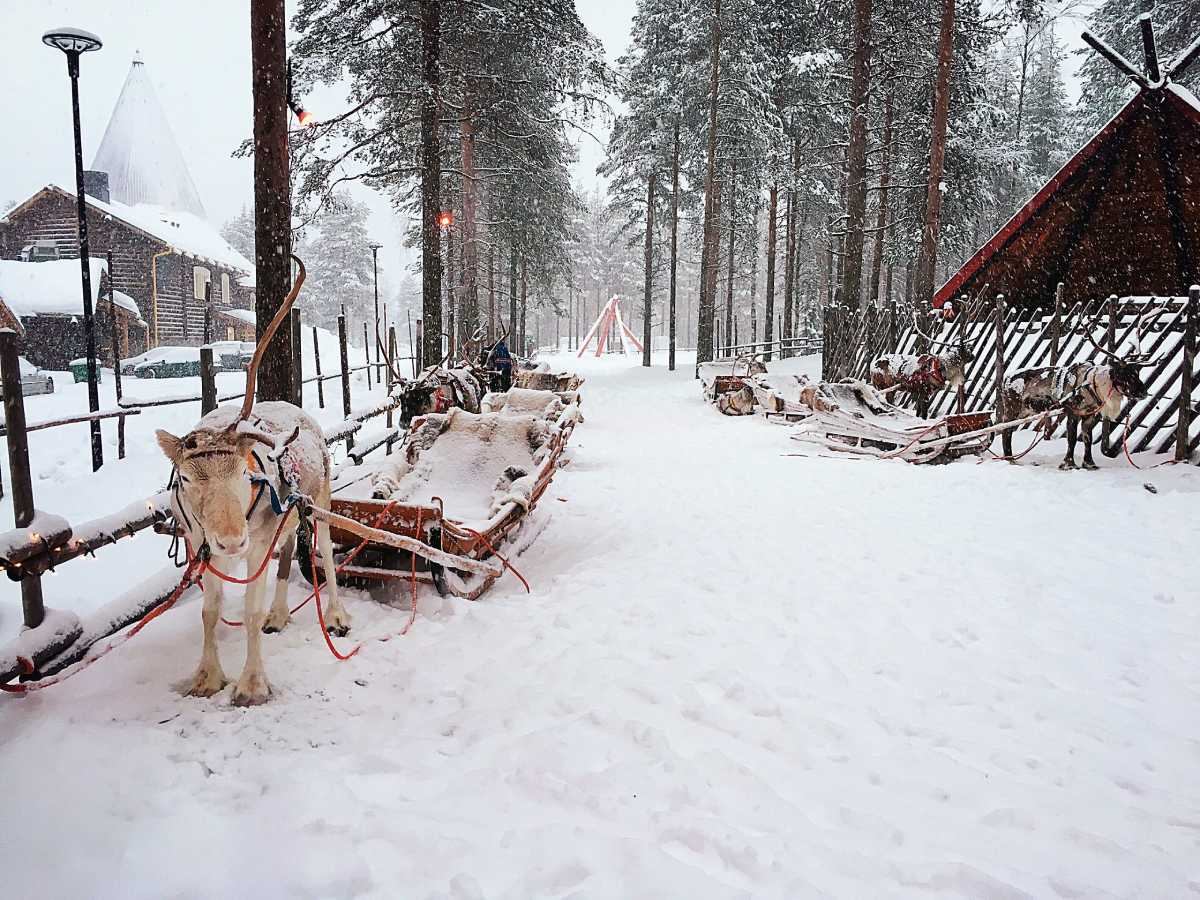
[179,474,191,484]
[183,435,198,450]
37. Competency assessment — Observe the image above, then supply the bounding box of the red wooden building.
[936,81,1200,310]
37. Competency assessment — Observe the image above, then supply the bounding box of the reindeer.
[155,258,347,705]
[870,313,975,418]
[997,305,1163,469]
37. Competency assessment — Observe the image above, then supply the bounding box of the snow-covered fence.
[714,335,823,362]
[822,285,1200,461]
[0,372,407,690]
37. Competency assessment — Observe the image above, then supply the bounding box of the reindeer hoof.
[324,606,351,637]
[232,672,272,706]
[262,611,290,634]
[1058,459,1077,471]
[185,666,227,698]
[1082,460,1099,471]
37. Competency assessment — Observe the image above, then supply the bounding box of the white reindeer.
[155,259,347,705]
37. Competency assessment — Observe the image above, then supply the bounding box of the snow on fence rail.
[714,335,823,361]
[0,350,406,691]
[821,284,1199,461]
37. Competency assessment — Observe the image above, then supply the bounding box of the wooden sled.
[300,392,580,599]
[790,380,993,464]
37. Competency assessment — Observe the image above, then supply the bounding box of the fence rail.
[714,335,824,360]
[822,286,1199,462]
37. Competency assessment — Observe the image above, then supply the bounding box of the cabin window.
[226,326,235,340]
[221,272,231,303]
[193,266,211,300]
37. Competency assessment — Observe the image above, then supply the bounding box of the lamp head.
[42,27,102,54]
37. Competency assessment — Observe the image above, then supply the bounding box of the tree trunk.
[914,0,956,305]
[748,203,759,349]
[487,241,495,340]
[724,160,737,350]
[250,0,293,402]
[459,86,479,348]
[869,78,894,302]
[708,183,723,351]
[508,244,518,341]
[519,257,528,354]
[842,0,873,309]
[696,0,722,365]
[782,185,795,355]
[764,184,778,360]
[669,120,680,371]
[419,0,442,366]
[643,171,655,367]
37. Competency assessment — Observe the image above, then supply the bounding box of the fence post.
[1103,294,1118,448]
[386,326,397,446]
[993,294,1007,414]
[0,329,45,629]
[363,321,372,390]
[1178,285,1197,462]
[338,314,354,452]
[199,347,217,415]
[1051,282,1064,367]
[312,326,325,409]
[415,319,424,375]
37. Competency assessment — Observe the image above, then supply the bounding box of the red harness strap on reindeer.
[904,355,946,391]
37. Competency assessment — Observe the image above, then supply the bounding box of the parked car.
[210,340,255,371]
[122,347,182,376]
[135,347,202,378]
[4,357,55,397]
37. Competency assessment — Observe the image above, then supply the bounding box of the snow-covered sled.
[303,388,581,599]
[790,379,994,463]
[699,358,767,415]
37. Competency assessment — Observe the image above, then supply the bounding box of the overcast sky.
[4,1,1098,295]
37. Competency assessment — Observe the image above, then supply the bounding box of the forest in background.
[223,0,1199,361]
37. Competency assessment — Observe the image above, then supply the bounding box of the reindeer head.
[157,424,271,557]
[1080,301,1167,404]
[400,381,441,425]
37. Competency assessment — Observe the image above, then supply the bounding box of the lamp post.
[43,26,103,472]
[369,242,382,377]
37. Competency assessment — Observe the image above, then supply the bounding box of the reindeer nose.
[213,535,248,557]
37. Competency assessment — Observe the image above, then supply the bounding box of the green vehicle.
[69,358,103,383]
[134,350,202,378]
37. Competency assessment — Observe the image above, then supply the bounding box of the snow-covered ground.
[2,350,1198,898]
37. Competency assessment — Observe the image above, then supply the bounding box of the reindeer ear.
[156,429,183,463]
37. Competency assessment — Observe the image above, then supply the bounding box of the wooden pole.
[291,308,303,406]
[1177,285,1197,461]
[363,321,372,389]
[993,294,1007,415]
[200,347,217,414]
[415,318,424,374]
[312,326,325,409]
[1051,282,1064,366]
[0,329,44,628]
[250,0,294,403]
[1103,294,1118,448]
[387,326,397,436]
[338,313,354,452]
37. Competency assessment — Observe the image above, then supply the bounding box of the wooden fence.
[821,285,1199,461]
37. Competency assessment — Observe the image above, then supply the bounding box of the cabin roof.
[0,258,144,324]
[4,186,253,275]
[934,83,1200,308]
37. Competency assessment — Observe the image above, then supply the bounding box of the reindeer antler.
[238,255,306,423]
[1078,298,1171,365]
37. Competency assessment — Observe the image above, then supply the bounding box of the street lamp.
[43,26,103,472]
[368,242,382,376]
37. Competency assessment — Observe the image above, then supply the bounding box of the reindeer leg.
[956,384,965,414]
[1060,416,1079,469]
[1081,416,1099,470]
[316,518,351,636]
[263,531,295,634]
[1002,425,1015,462]
[186,566,228,697]
[232,546,272,706]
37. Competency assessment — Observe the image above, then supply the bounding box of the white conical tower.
[90,54,207,218]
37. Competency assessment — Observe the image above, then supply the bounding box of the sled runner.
[790,379,994,464]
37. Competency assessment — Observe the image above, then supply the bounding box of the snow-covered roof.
[7,186,254,275]
[0,258,144,324]
[218,307,255,325]
[91,56,207,218]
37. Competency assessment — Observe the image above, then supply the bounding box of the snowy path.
[2,352,1199,898]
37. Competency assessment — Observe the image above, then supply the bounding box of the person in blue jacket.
[484,336,514,392]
